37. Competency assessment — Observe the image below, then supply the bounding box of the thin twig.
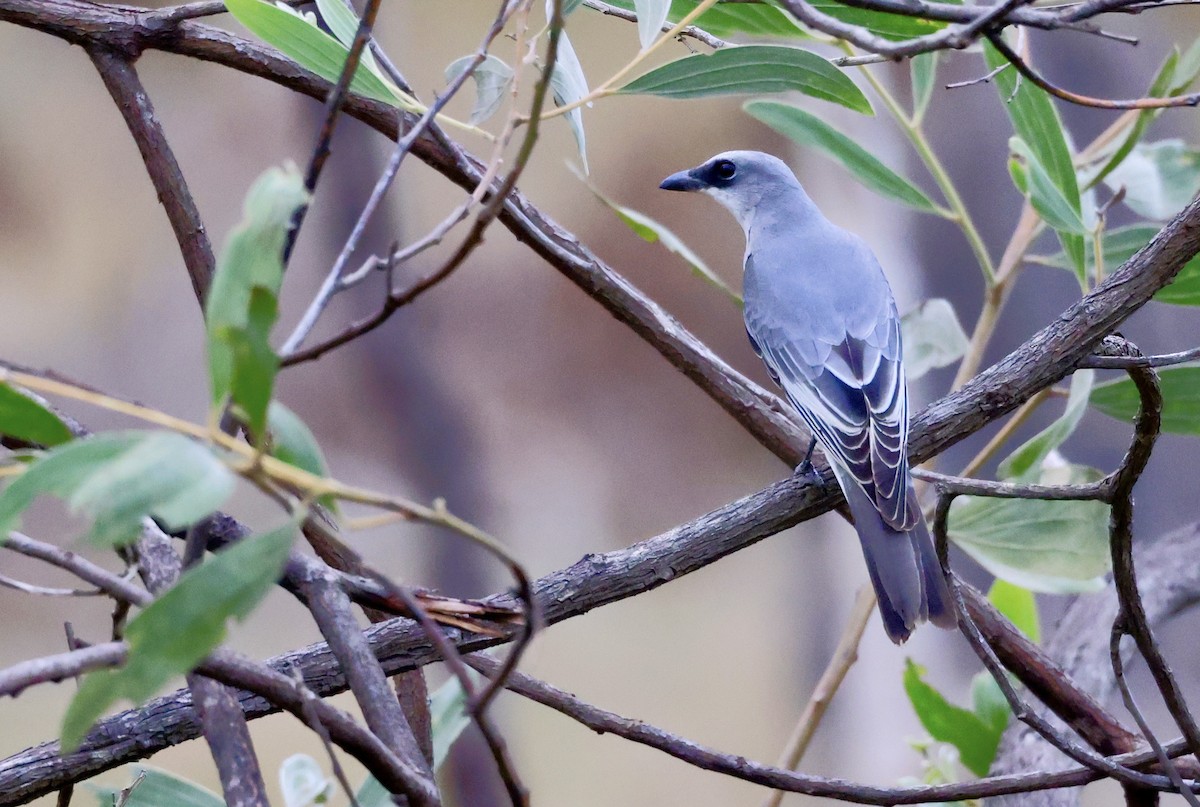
[760,585,875,807]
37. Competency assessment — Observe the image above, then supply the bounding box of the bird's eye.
[713,159,737,181]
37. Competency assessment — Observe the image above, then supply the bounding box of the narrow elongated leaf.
[62,522,296,749]
[445,54,513,125]
[808,0,949,40]
[0,432,234,548]
[998,369,1093,481]
[279,754,330,807]
[206,165,308,436]
[619,45,872,114]
[313,0,383,76]
[431,675,473,768]
[950,460,1110,593]
[987,579,1040,642]
[910,51,938,123]
[602,0,811,40]
[970,672,1010,737]
[224,0,400,105]
[984,40,1083,277]
[745,101,938,213]
[1009,138,1086,237]
[573,166,739,302]
[89,767,224,807]
[547,30,589,171]
[1091,365,1200,435]
[635,0,671,49]
[0,384,73,447]
[1040,224,1200,305]
[899,298,969,380]
[903,659,1001,777]
[267,401,336,511]
[1107,140,1200,221]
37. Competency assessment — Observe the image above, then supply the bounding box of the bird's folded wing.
[748,316,916,531]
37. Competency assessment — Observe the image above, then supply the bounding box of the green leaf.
[571,165,740,303]
[911,50,938,123]
[1106,140,1200,221]
[548,31,590,172]
[618,45,872,115]
[445,54,513,125]
[998,369,1093,481]
[970,672,1010,737]
[1009,137,1087,237]
[635,0,672,49]
[0,384,73,447]
[224,0,401,105]
[355,776,391,807]
[267,401,336,511]
[206,165,308,436]
[89,766,224,807]
[602,0,812,40]
[745,100,938,213]
[808,0,949,40]
[0,432,234,548]
[62,521,296,750]
[313,0,383,77]
[1091,365,1200,435]
[950,461,1110,593]
[1039,224,1200,306]
[987,579,1040,642]
[903,659,1001,777]
[279,753,330,807]
[899,298,969,381]
[431,675,473,769]
[984,39,1083,278]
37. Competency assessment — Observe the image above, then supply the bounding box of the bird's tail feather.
[833,468,956,643]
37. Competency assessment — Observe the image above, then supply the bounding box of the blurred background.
[2,2,1200,805]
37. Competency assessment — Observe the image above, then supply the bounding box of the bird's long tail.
[832,467,956,644]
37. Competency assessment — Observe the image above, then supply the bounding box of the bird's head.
[658,150,801,230]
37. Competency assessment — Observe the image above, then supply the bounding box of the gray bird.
[660,150,955,644]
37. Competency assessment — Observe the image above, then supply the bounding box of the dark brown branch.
[283,0,384,264]
[86,45,215,302]
[986,31,1200,109]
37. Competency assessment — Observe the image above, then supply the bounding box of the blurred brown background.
[2,2,1200,805]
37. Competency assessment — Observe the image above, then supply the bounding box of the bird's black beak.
[659,169,706,192]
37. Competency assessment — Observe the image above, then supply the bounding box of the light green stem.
[851,52,997,286]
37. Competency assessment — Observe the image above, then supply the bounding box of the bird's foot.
[793,459,821,484]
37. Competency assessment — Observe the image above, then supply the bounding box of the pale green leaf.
[911,51,938,123]
[1091,365,1200,435]
[602,0,811,40]
[279,753,330,807]
[745,100,938,213]
[950,461,1110,594]
[1009,137,1086,237]
[635,0,672,49]
[548,30,589,172]
[89,766,224,807]
[970,672,1010,737]
[62,522,296,750]
[998,369,1093,481]
[1107,139,1200,221]
[619,45,872,115]
[431,675,473,768]
[900,298,969,380]
[313,0,383,76]
[445,54,513,125]
[808,0,950,40]
[1088,49,1179,188]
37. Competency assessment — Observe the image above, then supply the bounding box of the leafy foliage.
[899,298,970,380]
[619,45,872,114]
[0,384,73,447]
[0,432,235,548]
[1091,365,1200,435]
[903,659,1003,777]
[89,766,224,807]
[745,100,940,214]
[602,0,811,40]
[62,522,296,749]
[206,165,308,436]
[445,54,514,125]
